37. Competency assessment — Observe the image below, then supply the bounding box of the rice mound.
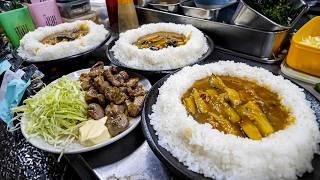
[17,20,109,61]
[111,23,209,70]
[150,61,320,180]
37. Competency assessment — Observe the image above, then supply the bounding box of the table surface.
[63,47,320,180]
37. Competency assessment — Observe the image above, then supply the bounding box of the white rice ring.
[111,23,209,70]
[150,61,320,180]
[17,20,109,61]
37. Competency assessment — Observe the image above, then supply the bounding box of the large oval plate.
[141,72,320,179]
[106,35,214,74]
[14,33,111,64]
[21,66,152,154]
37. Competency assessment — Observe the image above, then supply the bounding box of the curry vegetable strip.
[209,112,243,136]
[238,101,274,136]
[209,75,241,106]
[217,94,241,123]
[209,74,226,90]
[240,119,262,140]
[206,90,241,124]
[192,88,208,113]
[183,96,196,115]
[205,89,218,97]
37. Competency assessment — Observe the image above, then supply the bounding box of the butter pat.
[79,117,111,146]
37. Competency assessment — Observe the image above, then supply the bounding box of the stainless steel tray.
[136,7,288,63]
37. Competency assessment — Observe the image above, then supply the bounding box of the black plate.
[13,33,111,64]
[106,35,214,75]
[141,72,320,180]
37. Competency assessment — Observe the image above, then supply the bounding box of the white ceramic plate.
[20,66,152,154]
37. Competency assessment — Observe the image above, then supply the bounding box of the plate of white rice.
[17,20,110,63]
[142,61,320,180]
[108,23,213,73]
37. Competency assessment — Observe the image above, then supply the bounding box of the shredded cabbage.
[12,76,88,148]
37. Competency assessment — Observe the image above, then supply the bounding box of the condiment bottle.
[117,0,139,33]
[106,0,118,32]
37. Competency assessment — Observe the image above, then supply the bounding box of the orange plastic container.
[286,16,320,77]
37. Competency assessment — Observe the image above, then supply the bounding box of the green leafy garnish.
[247,0,303,26]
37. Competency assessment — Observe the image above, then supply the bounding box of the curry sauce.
[182,75,294,140]
[133,31,189,50]
[41,24,89,45]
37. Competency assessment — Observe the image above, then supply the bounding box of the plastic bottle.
[106,0,118,32]
[117,0,139,32]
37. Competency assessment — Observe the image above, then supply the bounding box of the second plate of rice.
[108,23,214,73]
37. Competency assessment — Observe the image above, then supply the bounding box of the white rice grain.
[150,61,320,180]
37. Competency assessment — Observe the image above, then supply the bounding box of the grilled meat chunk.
[110,66,119,73]
[88,61,104,78]
[116,71,129,82]
[79,73,90,82]
[124,77,139,87]
[106,114,129,136]
[97,94,106,106]
[89,69,104,78]
[85,88,99,103]
[104,66,140,89]
[104,68,122,87]
[88,103,105,120]
[119,87,128,94]
[81,80,92,91]
[91,61,104,70]
[104,86,128,104]
[79,73,92,91]
[105,103,126,117]
[126,95,145,117]
[94,75,110,94]
[127,85,146,97]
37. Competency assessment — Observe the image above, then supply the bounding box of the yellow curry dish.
[133,31,190,50]
[182,74,295,140]
[150,61,320,180]
[41,24,89,45]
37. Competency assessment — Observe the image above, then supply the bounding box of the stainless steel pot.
[180,0,236,20]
